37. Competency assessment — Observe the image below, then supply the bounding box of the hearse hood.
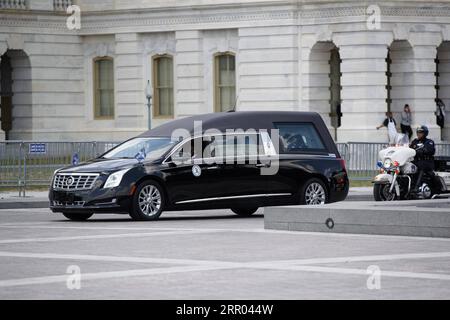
[57,158,139,174]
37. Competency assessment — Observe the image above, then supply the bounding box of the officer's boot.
[411,170,424,197]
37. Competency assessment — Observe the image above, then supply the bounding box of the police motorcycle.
[372,134,450,201]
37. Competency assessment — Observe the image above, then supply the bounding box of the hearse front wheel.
[62,212,93,221]
[231,207,258,217]
[130,180,165,221]
[300,178,328,205]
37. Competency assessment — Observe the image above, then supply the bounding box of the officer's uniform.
[409,137,435,189]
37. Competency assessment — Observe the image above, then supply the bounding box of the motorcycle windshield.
[394,133,409,146]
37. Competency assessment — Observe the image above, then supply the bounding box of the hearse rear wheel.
[300,178,328,205]
[130,180,165,221]
[62,212,93,221]
[231,207,258,217]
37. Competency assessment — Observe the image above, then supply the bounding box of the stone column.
[114,33,146,133]
[410,33,442,141]
[302,42,335,133]
[175,30,206,116]
[335,34,391,142]
[238,26,298,112]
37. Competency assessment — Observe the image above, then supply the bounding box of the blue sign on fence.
[72,153,79,165]
[28,143,47,154]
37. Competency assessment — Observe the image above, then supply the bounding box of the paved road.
[0,188,376,210]
[0,207,449,299]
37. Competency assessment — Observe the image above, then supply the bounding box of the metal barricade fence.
[337,142,450,180]
[338,142,388,180]
[1,140,449,195]
[436,143,450,157]
[0,141,119,196]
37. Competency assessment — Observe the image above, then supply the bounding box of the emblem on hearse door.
[192,165,201,177]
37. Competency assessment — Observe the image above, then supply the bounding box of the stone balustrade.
[53,0,72,11]
[0,0,73,10]
[0,0,27,10]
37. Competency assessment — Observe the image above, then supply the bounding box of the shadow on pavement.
[52,213,264,223]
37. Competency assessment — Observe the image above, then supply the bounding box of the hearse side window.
[174,137,206,160]
[212,134,263,158]
[173,134,264,162]
[173,137,218,161]
[274,122,326,153]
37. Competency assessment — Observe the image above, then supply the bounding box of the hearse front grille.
[53,173,99,191]
[52,200,85,207]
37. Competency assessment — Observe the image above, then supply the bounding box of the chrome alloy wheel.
[138,185,161,216]
[305,182,326,205]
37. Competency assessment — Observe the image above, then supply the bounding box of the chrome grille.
[53,173,99,191]
[52,200,85,207]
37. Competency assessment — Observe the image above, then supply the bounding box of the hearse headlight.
[383,159,392,169]
[51,168,62,184]
[103,168,131,188]
[52,168,62,177]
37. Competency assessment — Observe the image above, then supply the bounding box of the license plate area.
[53,191,75,203]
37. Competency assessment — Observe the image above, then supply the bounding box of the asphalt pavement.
[0,205,449,299]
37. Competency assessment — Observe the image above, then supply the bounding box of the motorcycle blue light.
[377,161,382,168]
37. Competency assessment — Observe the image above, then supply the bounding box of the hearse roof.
[139,111,322,137]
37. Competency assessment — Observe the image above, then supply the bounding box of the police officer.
[409,125,435,193]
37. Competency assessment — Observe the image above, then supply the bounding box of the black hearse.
[49,111,349,221]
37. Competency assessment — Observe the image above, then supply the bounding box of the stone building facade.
[1,0,450,142]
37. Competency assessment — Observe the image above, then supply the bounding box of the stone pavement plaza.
[0,207,449,299]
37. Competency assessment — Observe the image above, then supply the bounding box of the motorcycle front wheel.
[373,184,398,201]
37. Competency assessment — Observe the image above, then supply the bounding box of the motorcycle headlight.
[383,159,392,169]
[103,168,131,188]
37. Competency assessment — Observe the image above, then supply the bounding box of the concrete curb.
[0,200,49,209]
[264,199,450,238]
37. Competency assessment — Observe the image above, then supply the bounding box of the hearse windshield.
[102,137,177,160]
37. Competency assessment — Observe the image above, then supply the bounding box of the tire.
[62,212,93,221]
[299,178,328,205]
[373,183,397,201]
[231,207,258,217]
[129,180,165,221]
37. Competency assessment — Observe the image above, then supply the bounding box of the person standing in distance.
[400,104,413,140]
[376,112,397,145]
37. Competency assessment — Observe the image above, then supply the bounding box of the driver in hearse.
[409,125,436,194]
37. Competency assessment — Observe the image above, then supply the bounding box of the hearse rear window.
[274,122,326,153]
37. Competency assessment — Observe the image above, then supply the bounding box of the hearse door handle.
[255,162,271,168]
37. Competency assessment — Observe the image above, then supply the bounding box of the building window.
[93,57,115,119]
[214,53,236,112]
[152,55,174,117]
